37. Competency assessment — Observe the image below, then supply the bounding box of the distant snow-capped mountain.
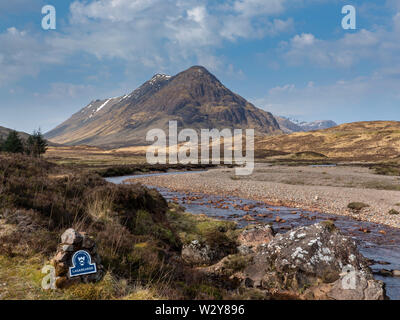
[275,116,337,133]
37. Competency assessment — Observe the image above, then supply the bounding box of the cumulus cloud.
[0,27,65,86]
[279,30,381,68]
[278,11,400,69]
[0,0,299,86]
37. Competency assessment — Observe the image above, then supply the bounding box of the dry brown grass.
[257,121,400,161]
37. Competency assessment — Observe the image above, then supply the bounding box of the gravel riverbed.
[128,164,400,229]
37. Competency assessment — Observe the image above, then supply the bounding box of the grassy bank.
[0,153,240,300]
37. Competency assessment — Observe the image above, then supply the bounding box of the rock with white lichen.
[242,221,387,300]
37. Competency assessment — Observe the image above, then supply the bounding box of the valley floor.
[129,163,400,228]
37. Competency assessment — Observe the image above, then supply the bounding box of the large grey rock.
[242,222,386,300]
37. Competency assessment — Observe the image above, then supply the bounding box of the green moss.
[0,255,64,300]
[222,254,253,273]
[321,220,337,232]
[179,283,223,300]
[132,210,180,248]
[166,206,238,251]
[64,273,115,300]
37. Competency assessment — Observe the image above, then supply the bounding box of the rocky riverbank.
[128,165,400,229]
[188,222,387,300]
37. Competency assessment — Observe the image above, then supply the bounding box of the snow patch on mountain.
[276,116,337,133]
[96,99,111,113]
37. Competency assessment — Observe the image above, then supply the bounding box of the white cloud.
[254,71,400,120]
[0,27,65,86]
[233,0,286,17]
[0,0,294,85]
[280,29,382,68]
[291,33,315,47]
[279,11,400,69]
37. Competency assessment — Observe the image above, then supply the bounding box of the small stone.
[54,251,68,262]
[242,214,255,221]
[393,270,400,277]
[55,276,68,289]
[376,269,392,277]
[62,245,75,252]
[244,277,254,288]
[55,262,68,276]
[61,228,83,245]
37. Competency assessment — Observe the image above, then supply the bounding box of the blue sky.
[1,0,399,133]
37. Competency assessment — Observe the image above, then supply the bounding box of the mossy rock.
[388,209,400,215]
[222,254,253,273]
[320,220,337,232]
[347,202,369,211]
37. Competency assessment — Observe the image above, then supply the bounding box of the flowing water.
[106,172,400,300]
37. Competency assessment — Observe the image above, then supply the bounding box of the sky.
[0,0,399,133]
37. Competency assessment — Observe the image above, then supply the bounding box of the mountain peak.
[45,66,281,148]
[186,65,209,72]
[150,73,171,80]
[178,65,215,78]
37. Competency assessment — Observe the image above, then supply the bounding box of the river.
[106,172,400,300]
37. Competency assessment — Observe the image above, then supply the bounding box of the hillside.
[46,66,281,148]
[0,126,30,141]
[257,121,400,160]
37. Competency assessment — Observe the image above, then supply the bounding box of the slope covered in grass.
[0,153,238,299]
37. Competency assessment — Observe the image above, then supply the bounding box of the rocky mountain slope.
[275,116,337,133]
[45,66,281,148]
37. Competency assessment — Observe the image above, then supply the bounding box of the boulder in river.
[242,221,387,300]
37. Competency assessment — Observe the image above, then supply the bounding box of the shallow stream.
[106,172,400,299]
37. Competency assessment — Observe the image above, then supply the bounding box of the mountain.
[45,66,282,148]
[257,121,400,161]
[275,116,337,133]
[274,116,303,133]
[0,126,30,141]
[299,120,338,131]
